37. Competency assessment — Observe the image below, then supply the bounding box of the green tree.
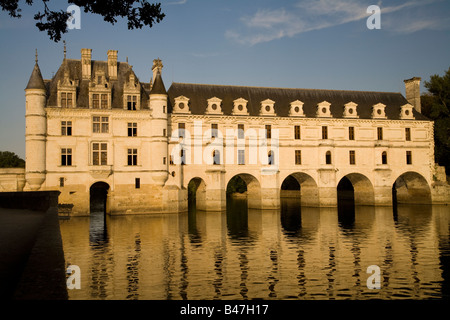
[0,0,165,42]
[422,67,450,175]
[0,151,25,168]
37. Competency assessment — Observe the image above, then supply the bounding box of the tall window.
[213,150,220,165]
[92,143,107,165]
[325,151,332,165]
[211,123,218,138]
[406,151,412,165]
[405,127,411,141]
[294,125,301,140]
[61,92,73,108]
[92,94,100,109]
[61,121,72,136]
[322,126,328,139]
[180,148,186,165]
[382,151,388,165]
[93,116,109,133]
[178,123,185,138]
[135,178,140,189]
[268,151,275,165]
[295,150,302,165]
[377,127,383,140]
[127,148,138,166]
[61,148,72,166]
[59,177,65,187]
[238,124,245,139]
[100,94,108,109]
[127,95,137,110]
[238,150,245,165]
[349,127,355,140]
[128,123,137,137]
[349,150,356,165]
[265,125,272,139]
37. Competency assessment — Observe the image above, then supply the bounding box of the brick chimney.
[404,77,421,113]
[107,50,118,80]
[81,48,92,80]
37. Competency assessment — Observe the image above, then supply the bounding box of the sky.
[0,0,449,159]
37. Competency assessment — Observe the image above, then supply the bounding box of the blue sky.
[0,0,449,158]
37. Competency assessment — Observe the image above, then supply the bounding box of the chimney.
[151,58,163,87]
[107,50,118,80]
[81,48,92,80]
[404,77,421,113]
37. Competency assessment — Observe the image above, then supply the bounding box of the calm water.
[59,199,450,300]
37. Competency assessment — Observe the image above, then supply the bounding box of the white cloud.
[166,0,187,5]
[225,0,448,46]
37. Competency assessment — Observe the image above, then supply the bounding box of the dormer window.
[123,72,141,110]
[400,103,415,120]
[127,95,138,110]
[316,101,332,118]
[372,103,387,119]
[90,71,111,109]
[206,97,223,115]
[60,92,73,108]
[343,102,359,118]
[173,96,191,114]
[289,100,305,117]
[232,98,249,115]
[92,93,109,109]
[57,70,77,108]
[260,99,276,116]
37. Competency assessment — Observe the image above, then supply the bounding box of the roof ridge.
[170,82,401,95]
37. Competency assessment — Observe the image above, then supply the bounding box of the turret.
[25,51,47,190]
[149,59,169,186]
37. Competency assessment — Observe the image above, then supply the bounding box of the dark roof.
[150,71,167,95]
[46,59,150,109]
[167,82,429,120]
[26,63,46,90]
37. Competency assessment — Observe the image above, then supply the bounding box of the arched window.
[325,151,332,165]
[213,150,220,165]
[382,151,387,165]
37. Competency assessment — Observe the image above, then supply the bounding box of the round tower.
[25,51,47,190]
[149,59,169,186]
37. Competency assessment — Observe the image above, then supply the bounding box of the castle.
[19,48,448,215]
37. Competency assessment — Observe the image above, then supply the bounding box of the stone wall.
[0,168,25,192]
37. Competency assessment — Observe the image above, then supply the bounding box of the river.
[59,199,450,300]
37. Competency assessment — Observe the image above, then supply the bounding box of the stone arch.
[337,173,375,206]
[392,171,431,204]
[187,177,207,210]
[226,173,261,209]
[89,181,110,214]
[280,172,319,207]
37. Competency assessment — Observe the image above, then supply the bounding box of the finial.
[63,40,67,60]
[35,49,38,64]
[126,56,128,63]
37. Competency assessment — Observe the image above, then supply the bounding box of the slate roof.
[45,59,150,109]
[26,63,46,90]
[167,82,429,121]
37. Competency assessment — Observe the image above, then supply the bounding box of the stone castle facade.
[19,48,449,215]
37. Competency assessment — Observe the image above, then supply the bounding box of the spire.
[150,70,167,95]
[63,40,67,60]
[26,50,46,90]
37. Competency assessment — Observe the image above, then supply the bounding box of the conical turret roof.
[26,63,46,90]
[150,71,167,95]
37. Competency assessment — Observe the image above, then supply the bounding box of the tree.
[0,0,165,42]
[0,151,25,168]
[422,67,450,175]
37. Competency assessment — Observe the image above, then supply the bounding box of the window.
[59,177,64,187]
[294,125,301,140]
[349,127,355,140]
[127,95,137,110]
[127,149,138,166]
[405,128,411,141]
[92,94,108,109]
[295,150,302,165]
[349,150,356,165]
[169,155,174,165]
[93,116,109,133]
[406,151,412,165]
[163,157,166,165]
[101,94,108,109]
[238,150,245,165]
[61,121,72,136]
[382,151,387,165]
[163,129,167,137]
[268,151,275,165]
[180,148,186,165]
[325,151,332,165]
[135,178,140,189]
[61,148,72,166]
[128,123,137,137]
[322,126,328,140]
[238,124,245,139]
[211,123,218,138]
[377,127,383,140]
[92,94,100,109]
[92,143,107,165]
[178,123,185,138]
[265,125,272,139]
[61,92,73,108]
[213,150,220,165]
